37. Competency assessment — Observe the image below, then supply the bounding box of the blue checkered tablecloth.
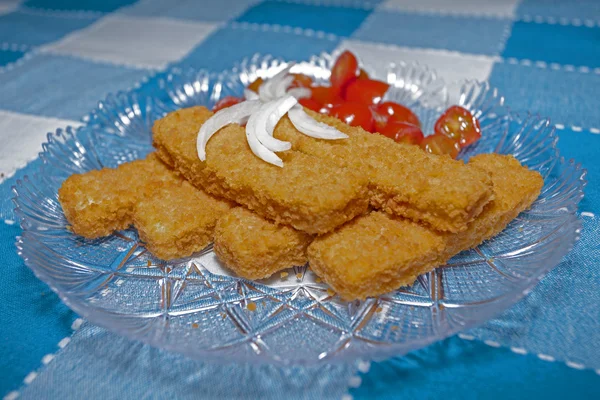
[1,1,599,399]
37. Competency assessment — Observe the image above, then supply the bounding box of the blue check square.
[352,10,511,56]
[178,24,341,72]
[236,1,371,37]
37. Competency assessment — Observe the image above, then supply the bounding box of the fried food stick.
[213,207,312,279]
[59,153,232,260]
[58,153,179,238]
[308,154,544,300]
[152,106,370,234]
[134,180,232,260]
[274,112,493,233]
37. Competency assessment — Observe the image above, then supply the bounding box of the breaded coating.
[444,153,544,255]
[308,212,445,300]
[274,112,493,233]
[308,154,543,300]
[134,180,232,260]
[58,153,179,238]
[213,207,312,279]
[152,106,370,234]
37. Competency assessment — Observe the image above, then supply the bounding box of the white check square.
[381,0,520,17]
[0,110,81,182]
[339,40,497,86]
[41,15,219,70]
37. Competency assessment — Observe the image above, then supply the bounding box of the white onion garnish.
[274,75,294,98]
[247,96,295,152]
[245,108,285,168]
[288,107,348,140]
[244,88,259,100]
[286,87,311,100]
[265,95,298,136]
[258,63,295,102]
[197,63,352,167]
[197,100,261,161]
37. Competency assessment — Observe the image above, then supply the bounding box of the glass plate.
[14,52,585,364]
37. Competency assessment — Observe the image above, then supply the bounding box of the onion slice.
[247,97,295,152]
[245,109,284,168]
[259,63,295,102]
[244,88,259,100]
[264,95,298,137]
[288,107,348,140]
[287,87,311,100]
[197,100,261,161]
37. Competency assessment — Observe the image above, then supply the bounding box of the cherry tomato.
[310,86,342,106]
[330,102,374,132]
[213,96,243,112]
[298,98,322,112]
[330,50,358,95]
[318,103,333,115]
[434,105,481,148]
[420,134,460,159]
[344,79,390,105]
[374,101,421,130]
[290,73,313,88]
[358,68,369,80]
[379,121,424,146]
[247,77,264,93]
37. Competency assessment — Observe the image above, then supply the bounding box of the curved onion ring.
[258,63,294,102]
[288,106,348,140]
[243,88,259,100]
[245,109,285,168]
[197,100,261,161]
[247,96,295,152]
[286,87,311,100]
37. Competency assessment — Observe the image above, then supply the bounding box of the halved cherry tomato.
[247,77,264,93]
[310,86,343,106]
[379,121,424,145]
[212,96,244,112]
[298,98,322,112]
[330,51,358,95]
[358,68,369,80]
[434,105,481,148]
[420,134,460,159]
[374,101,421,130]
[330,102,374,132]
[318,103,333,115]
[290,73,313,88]
[344,79,390,105]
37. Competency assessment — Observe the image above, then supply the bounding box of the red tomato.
[374,102,421,129]
[318,103,333,115]
[330,102,374,132]
[310,86,342,106]
[298,98,322,112]
[345,79,390,105]
[434,105,481,148]
[420,134,460,159]
[213,96,243,112]
[358,68,369,80]
[247,77,263,93]
[379,121,424,145]
[290,73,313,88]
[330,51,358,95]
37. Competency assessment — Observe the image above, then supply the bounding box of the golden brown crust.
[213,207,313,279]
[308,212,445,300]
[134,180,232,260]
[308,154,543,300]
[152,106,370,234]
[59,149,232,259]
[443,153,544,254]
[58,153,180,238]
[274,112,494,233]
